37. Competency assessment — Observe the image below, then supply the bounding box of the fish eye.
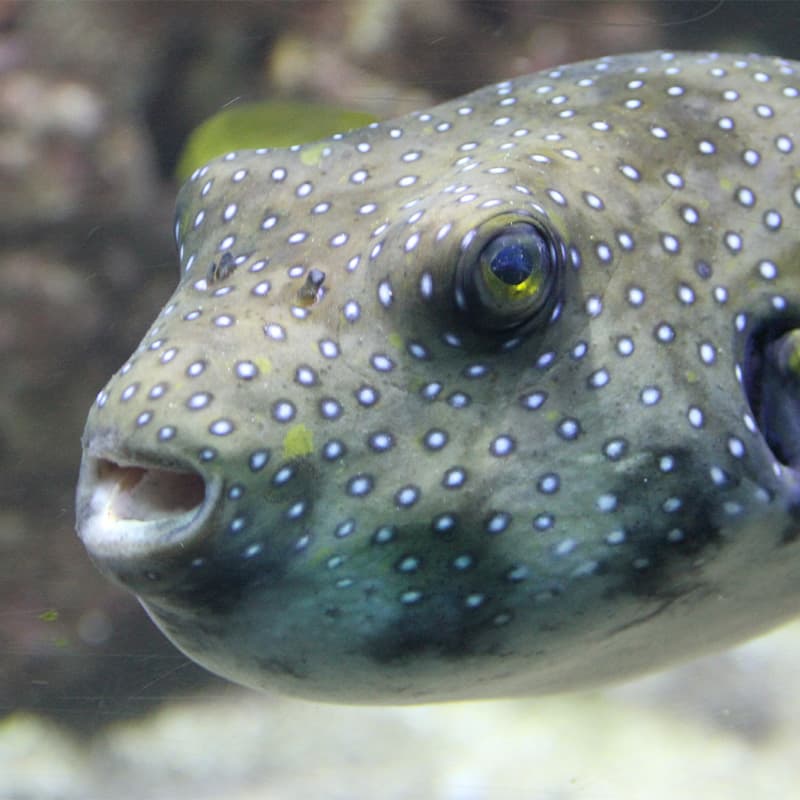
[455,214,561,332]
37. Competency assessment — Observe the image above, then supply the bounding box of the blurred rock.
[0,69,157,231]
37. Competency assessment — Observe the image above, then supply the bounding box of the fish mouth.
[76,439,222,564]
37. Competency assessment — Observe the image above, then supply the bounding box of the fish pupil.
[489,240,534,285]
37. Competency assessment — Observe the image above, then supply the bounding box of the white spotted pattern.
[77,51,800,706]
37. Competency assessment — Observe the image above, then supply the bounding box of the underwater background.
[2,1,800,797]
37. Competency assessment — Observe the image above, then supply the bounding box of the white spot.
[627,286,645,306]
[555,538,576,557]
[606,529,626,545]
[187,392,211,410]
[371,354,395,372]
[595,243,612,263]
[742,149,760,166]
[490,435,515,457]
[585,296,603,317]
[604,440,627,461]
[758,260,778,280]
[763,210,782,230]
[272,401,295,423]
[264,323,286,341]
[681,206,699,224]
[641,386,661,406]
[664,170,684,189]
[710,466,729,486]
[596,494,617,512]
[435,223,452,243]
[584,192,604,210]
[557,418,580,439]
[209,419,234,436]
[699,342,717,365]
[688,406,704,428]
[616,337,634,357]
[405,232,421,253]
[319,339,340,359]
[538,473,560,494]
[343,300,361,322]
[520,391,546,410]
[396,486,420,506]
[728,437,746,458]
[677,284,695,304]
[655,323,675,343]
[661,233,680,253]
[589,368,609,389]
[724,231,743,252]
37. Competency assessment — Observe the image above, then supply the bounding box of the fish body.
[76,51,800,703]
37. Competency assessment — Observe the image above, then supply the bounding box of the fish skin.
[76,51,800,703]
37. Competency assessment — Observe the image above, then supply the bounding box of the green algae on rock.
[175,101,378,183]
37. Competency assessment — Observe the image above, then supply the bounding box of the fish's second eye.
[456,216,561,332]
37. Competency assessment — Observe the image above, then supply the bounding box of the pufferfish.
[75,51,800,703]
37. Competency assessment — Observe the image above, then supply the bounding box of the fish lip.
[76,432,223,564]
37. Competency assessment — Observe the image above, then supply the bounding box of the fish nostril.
[94,458,206,522]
